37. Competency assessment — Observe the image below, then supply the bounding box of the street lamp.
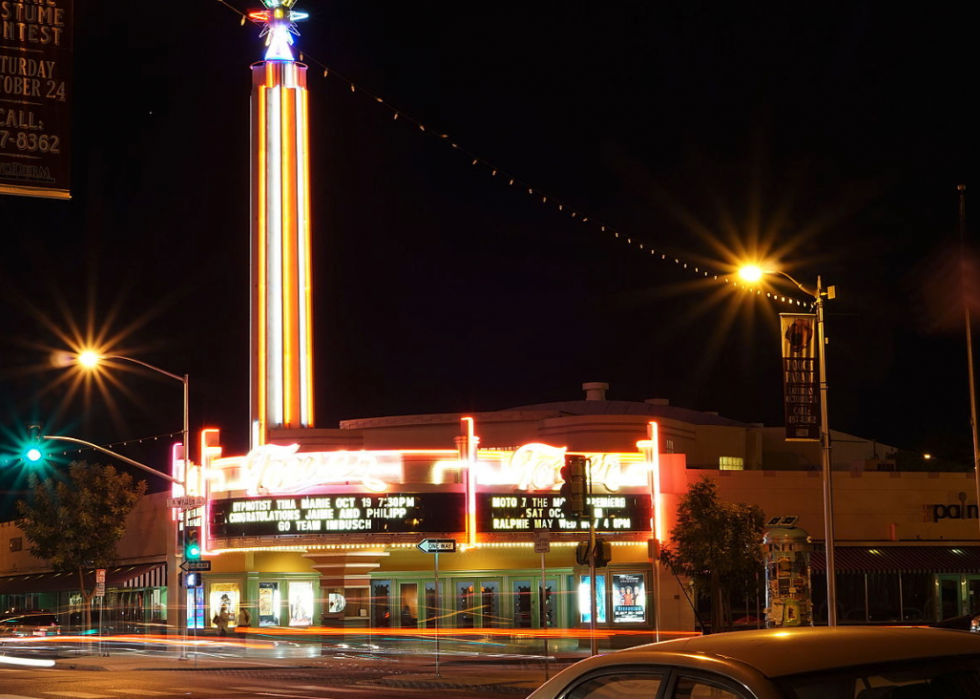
[75,351,192,654]
[739,266,839,627]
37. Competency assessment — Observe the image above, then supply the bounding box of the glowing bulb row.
[215,2,810,309]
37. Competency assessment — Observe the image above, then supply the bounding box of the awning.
[810,546,980,574]
[0,562,166,596]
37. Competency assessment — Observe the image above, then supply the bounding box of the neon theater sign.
[184,436,657,546]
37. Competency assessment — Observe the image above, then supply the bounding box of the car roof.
[601,627,980,678]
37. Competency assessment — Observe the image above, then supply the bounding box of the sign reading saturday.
[210,492,466,537]
[0,0,72,199]
[476,493,652,533]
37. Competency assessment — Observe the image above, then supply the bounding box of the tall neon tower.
[249,0,313,446]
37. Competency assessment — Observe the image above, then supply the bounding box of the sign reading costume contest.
[0,0,72,199]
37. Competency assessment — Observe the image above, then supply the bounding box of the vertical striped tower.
[248,1,313,446]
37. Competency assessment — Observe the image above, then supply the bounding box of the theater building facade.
[158,390,980,638]
[4,391,980,637]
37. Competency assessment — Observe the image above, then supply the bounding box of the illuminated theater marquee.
[211,493,466,537]
[475,443,649,492]
[209,443,404,495]
[477,493,652,533]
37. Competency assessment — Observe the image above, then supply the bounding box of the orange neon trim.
[299,86,314,427]
[256,77,268,444]
[281,84,297,428]
[650,421,662,540]
[462,417,478,546]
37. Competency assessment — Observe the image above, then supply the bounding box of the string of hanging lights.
[212,0,809,308]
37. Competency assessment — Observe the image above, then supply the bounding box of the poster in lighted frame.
[258,582,280,627]
[578,575,607,624]
[612,573,646,623]
[289,581,314,626]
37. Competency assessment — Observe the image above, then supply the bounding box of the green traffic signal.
[21,424,45,465]
[185,528,202,560]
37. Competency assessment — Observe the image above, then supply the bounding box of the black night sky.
[1,2,978,508]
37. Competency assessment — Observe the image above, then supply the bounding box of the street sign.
[534,529,551,554]
[167,496,206,509]
[417,538,457,554]
[94,582,105,597]
[95,568,106,584]
[180,559,212,572]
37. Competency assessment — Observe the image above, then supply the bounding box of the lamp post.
[739,266,838,626]
[76,352,192,655]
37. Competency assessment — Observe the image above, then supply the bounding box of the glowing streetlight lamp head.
[77,350,103,368]
[739,265,765,283]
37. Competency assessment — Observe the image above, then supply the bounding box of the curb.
[371,678,534,694]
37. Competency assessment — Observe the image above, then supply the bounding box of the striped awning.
[810,546,980,574]
[0,562,167,595]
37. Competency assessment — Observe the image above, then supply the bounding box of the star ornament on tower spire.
[248,0,309,62]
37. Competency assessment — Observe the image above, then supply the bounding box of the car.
[931,613,980,633]
[0,610,61,637]
[526,627,980,699]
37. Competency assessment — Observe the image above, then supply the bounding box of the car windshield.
[775,655,980,699]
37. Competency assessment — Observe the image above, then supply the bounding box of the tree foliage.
[16,462,147,629]
[661,476,766,633]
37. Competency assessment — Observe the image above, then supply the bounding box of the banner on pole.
[780,313,820,441]
[0,0,73,199]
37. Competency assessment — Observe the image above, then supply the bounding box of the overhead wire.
[211,0,810,308]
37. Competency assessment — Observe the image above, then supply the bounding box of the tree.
[661,476,765,633]
[16,462,148,630]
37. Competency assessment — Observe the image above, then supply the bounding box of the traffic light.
[185,528,202,561]
[575,540,591,565]
[184,571,202,588]
[594,538,612,568]
[21,424,45,465]
[559,454,588,517]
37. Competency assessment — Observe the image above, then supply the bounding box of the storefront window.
[187,587,205,629]
[901,573,933,623]
[513,580,533,628]
[399,583,418,627]
[209,583,240,629]
[481,581,499,628]
[424,581,438,628]
[579,575,607,624]
[837,574,868,623]
[612,573,646,623]
[867,573,901,623]
[373,580,391,627]
[288,581,314,626]
[258,582,280,627]
[456,581,475,628]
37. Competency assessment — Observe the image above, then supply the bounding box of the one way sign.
[417,538,457,554]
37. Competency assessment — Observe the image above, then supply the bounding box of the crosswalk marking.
[42,693,110,699]
[170,690,226,695]
[107,691,172,696]
[0,694,38,699]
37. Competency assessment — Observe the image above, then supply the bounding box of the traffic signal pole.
[41,434,189,659]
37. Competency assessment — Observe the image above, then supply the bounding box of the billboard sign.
[0,0,72,199]
[477,493,652,533]
[780,313,820,441]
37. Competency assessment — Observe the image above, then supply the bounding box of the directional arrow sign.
[417,538,457,554]
[167,496,206,509]
[180,559,212,572]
